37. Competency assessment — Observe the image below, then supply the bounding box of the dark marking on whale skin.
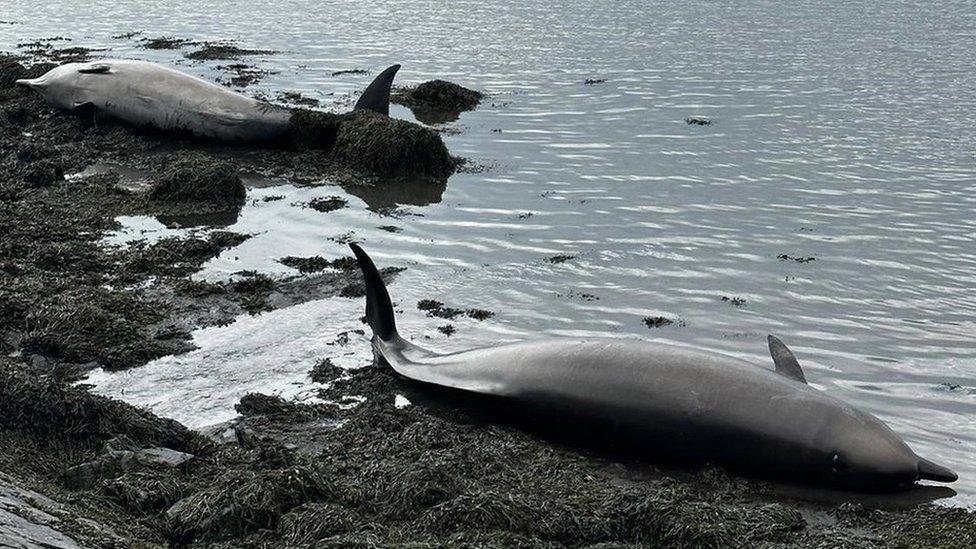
[347,243,958,492]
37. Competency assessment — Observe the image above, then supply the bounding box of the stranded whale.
[349,243,957,491]
[15,60,401,141]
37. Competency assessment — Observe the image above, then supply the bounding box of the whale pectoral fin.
[78,64,111,74]
[767,335,807,384]
[71,101,97,114]
[353,64,401,116]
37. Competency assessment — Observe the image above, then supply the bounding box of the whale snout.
[917,457,958,483]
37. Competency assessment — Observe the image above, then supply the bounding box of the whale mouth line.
[917,457,958,483]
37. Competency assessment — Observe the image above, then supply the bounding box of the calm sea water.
[3,0,974,505]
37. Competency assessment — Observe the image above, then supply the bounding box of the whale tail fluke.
[349,243,398,342]
[353,64,401,116]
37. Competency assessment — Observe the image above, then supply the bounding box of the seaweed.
[279,255,358,273]
[276,90,319,107]
[102,469,192,512]
[149,156,246,209]
[19,291,171,369]
[393,80,484,111]
[229,273,277,314]
[546,254,576,264]
[235,393,337,422]
[288,108,343,150]
[0,59,27,88]
[0,359,197,451]
[277,502,362,544]
[310,358,344,383]
[643,316,683,329]
[308,196,348,213]
[140,36,193,50]
[164,466,336,543]
[330,110,456,176]
[418,299,494,321]
[122,232,251,279]
[184,43,276,61]
[216,63,277,88]
[279,255,332,273]
[778,254,816,263]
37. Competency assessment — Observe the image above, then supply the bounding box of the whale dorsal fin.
[353,64,400,116]
[767,335,807,384]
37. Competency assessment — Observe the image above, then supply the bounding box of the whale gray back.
[348,240,957,491]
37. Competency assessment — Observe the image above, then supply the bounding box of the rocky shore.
[1,49,975,548]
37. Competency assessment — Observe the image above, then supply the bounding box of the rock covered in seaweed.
[393,79,484,112]
[149,155,246,209]
[62,446,194,490]
[332,109,455,176]
[290,108,455,176]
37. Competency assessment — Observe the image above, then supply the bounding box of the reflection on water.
[157,208,241,229]
[407,107,461,126]
[4,0,974,506]
[343,176,448,211]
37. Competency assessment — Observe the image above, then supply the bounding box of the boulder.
[63,447,195,490]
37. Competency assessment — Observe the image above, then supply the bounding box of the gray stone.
[62,447,195,490]
[62,451,137,490]
[0,474,83,549]
[135,447,194,468]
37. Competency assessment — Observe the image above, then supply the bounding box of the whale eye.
[830,452,846,475]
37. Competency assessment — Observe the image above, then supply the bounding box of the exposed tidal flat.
[2,0,976,546]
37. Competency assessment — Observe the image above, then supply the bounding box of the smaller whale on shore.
[15,60,401,142]
[349,243,957,491]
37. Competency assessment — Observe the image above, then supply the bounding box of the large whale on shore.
[349,243,957,491]
[15,60,401,141]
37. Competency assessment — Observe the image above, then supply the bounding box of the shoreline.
[1,47,975,548]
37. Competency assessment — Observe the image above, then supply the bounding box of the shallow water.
[4,0,975,505]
